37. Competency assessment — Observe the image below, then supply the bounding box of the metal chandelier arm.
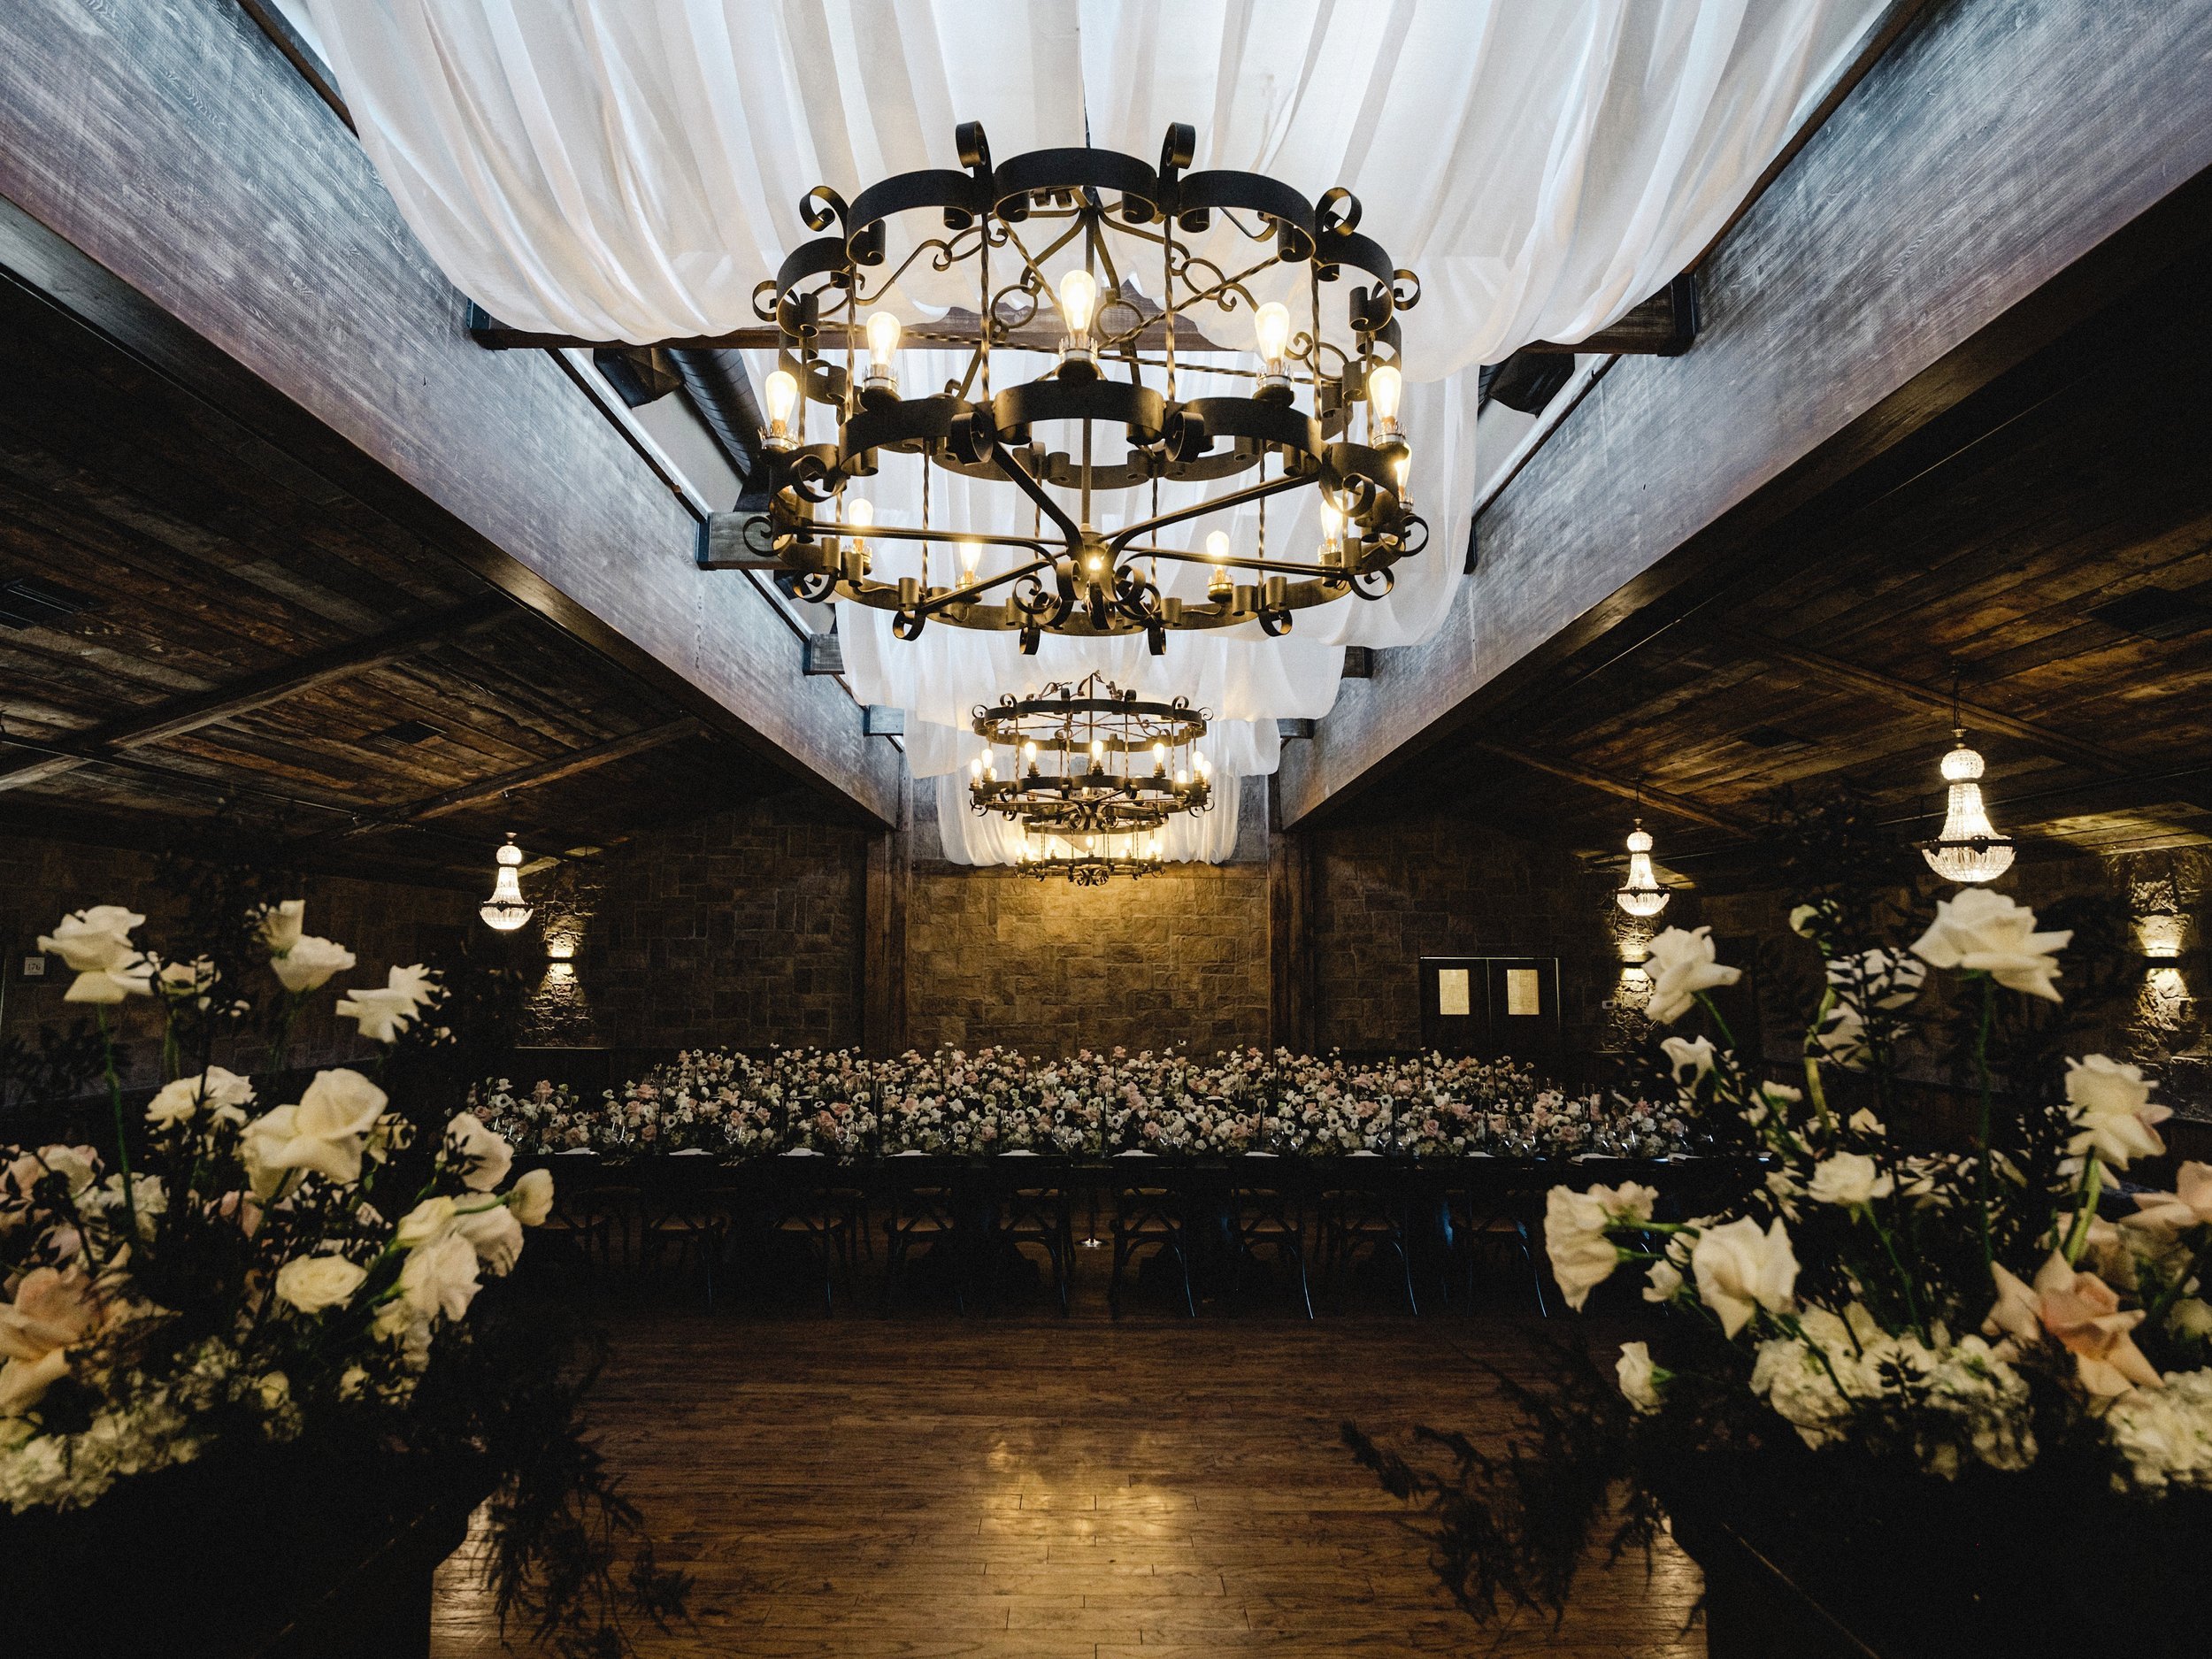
[984,439,1086,552]
[1103,470,1314,556]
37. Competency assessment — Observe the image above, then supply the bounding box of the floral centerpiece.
[1348,830,2210,1649]
[4,880,680,1654]
[476,1044,1685,1164]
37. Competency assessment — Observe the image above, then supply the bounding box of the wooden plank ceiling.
[1360,245,2212,889]
[0,273,789,887]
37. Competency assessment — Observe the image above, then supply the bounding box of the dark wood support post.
[1268,784,1317,1054]
[863,777,910,1058]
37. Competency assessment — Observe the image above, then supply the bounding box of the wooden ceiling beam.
[0,596,513,794]
[1713,626,2139,776]
[310,717,703,842]
[1466,740,1756,835]
[1279,2,2212,826]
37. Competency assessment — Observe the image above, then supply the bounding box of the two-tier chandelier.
[1018,833,1167,887]
[719,121,1425,652]
[970,673,1210,836]
[1923,726,2014,884]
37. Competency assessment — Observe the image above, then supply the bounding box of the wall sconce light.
[546,936,576,962]
[2138,912,2186,960]
[1621,965,1653,995]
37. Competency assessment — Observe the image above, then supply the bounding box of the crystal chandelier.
[1018,832,1167,887]
[721,120,1425,651]
[971,674,1211,836]
[479,833,534,931]
[1923,728,2014,884]
[1615,818,1671,918]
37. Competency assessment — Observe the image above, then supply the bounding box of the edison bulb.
[1254,302,1290,363]
[1318,496,1343,550]
[764,367,799,449]
[1205,530,1230,565]
[1022,740,1038,764]
[1194,750,1211,777]
[847,496,873,530]
[1151,741,1168,773]
[1367,363,1402,423]
[765,368,797,424]
[958,539,980,580]
[865,310,902,370]
[1058,269,1098,337]
[1090,738,1106,764]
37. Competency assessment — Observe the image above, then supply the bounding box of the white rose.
[1644,926,1741,1025]
[273,1253,367,1313]
[2128,1164,2212,1234]
[2063,1055,2170,1171]
[454,1204,524,1276]
[1543,1182,1656,1312]
[335,964,440,1043]
[395,1196,457,1248]
[238,1069,388,1200]
[338,1365,369,1401]
[258,900,305,954]
[1659,1035,1717,1085]
[1617,1341,1663,1413]
[1693,1217,1800,1338]
[1910,888,2070,1002]
[1847,1108,1886,1137]
[257,1371,291,1411]
[509,1168,555,1227]
[1644,1259,1684,1302]
[1813,1005,1870,1069]
[399,1233,481,1322]
[146,1066,257,1128]
[35,906,143,972]
[444,1112,513,1192]
[1788,904,1820,938]
[273,935,356,995]
[1808,1152,1894,1208]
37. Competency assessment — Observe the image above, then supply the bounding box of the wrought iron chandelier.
[970,673,1210,836]
[1017,833,1167,887]
[722,120,1426,652]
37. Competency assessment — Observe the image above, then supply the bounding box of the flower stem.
[1972,975,1995,1271]
[2062,1160,2105,1266]
[1694,991,1740,1052]
[1863,1202,1929,1345]
[96,1006,140,1255]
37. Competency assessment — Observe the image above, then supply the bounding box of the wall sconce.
[2138,912,2186,960]
[546,936,576,962]
[1620,965,1653,995]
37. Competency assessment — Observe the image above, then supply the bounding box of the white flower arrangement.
[1,902,556,1513]
[1545,894,2212,1496]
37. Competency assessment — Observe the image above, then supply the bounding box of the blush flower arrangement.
[475,1045,1685,1163]
[3,882,683,1654]
[1348,849,2212,1640]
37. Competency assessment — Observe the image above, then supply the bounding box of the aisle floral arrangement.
[1,873,680,1652]
[1347,803,2210,1633]
[474,1045,1689,1163]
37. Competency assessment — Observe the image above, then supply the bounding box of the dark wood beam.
[1714,626,2138,776]
[1281,1,2212,826]
[314,718,703,841]
[0,595,512,793]
[1521,276,1699,357]
[1467,741,1756,835]
[0,0,899,827]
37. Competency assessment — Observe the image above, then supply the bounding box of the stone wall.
[566,792,870,1055]
[0,833,476,1093]
[899,781,1271,1056]
[1310,812,1633,1075]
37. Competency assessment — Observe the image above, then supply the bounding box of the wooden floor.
[430,1271,1702,1658]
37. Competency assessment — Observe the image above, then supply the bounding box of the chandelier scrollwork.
[1017,833,1168,886]
[969,673,1211,837]
[721,119,1425,652]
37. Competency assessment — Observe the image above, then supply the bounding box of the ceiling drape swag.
[303,0,1889,864]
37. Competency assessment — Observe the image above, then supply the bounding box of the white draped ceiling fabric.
[305,0,1887,864]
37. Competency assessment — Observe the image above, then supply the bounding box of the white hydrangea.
[2107,1368,2212,1494]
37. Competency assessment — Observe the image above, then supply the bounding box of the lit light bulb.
[1090,738,1106,765]
[1175,768,1190,786]
[971,752,985,779]
[1614,820,1670,918]
[1058,269,1098,338]
[1151,741,1167,773]
[1392,452,1411,506]
[764,368,799,450]
[1194,750,1211,777]
[1204,529,1233,600]
[480,833,534,931]
[1318,496,1343,559]
[1924,730,2014,884]
[1254,302,1291,364]
[1022,739,1039,764]
[865,310,902,372]
[1367,363,1402,424]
